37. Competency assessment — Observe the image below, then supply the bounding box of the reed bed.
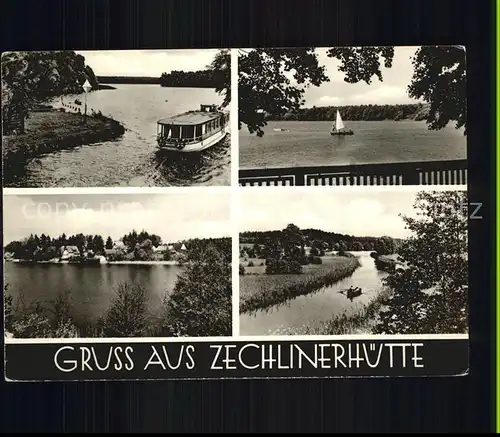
[271,287,394,336]
[240,257,361,314]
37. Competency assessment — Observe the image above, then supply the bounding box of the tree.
[282,223,305,259]
[209,49,231,109]
[408,46,466,133]
[92,235,105,254]
[1,51,99,124]
[237,46,466,136]
[134,239,153,261]
[101,282,149,337]
[238,48,328,136]
[374,236,396,256]
[162,244,232,337]
[105,236,114,249]
[373,190,468,334]
[352,241,364,251]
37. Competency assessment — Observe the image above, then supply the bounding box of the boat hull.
[330,130,354,136]
[157,129,229,153]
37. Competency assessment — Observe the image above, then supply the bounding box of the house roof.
[157,110,222,126]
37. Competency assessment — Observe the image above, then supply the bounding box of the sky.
[76,49,219,77]
[301,46,423,107]
[3,193,231,244]
[238,188,460,239]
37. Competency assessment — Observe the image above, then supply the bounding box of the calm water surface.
[12,85,230,187]
[239,120,466,169]
[4,262,184,325]
[240,252,388,335]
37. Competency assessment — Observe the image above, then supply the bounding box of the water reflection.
[240,252,388,335]
[8,85,230,187]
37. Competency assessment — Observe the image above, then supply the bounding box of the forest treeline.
[267,103,430,122]
[240,228,401,253]
[97,69,220,88]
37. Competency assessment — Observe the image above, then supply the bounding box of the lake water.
[239,120,467,169]
[240,252,388,335]
[4,262,184,326]
[16,85,230,187]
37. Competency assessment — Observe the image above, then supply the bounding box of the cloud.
[349,85,416,105]
[302,46,423,107]
[238,188,421,239]
[3,193,231,244]
[317,95,344,106]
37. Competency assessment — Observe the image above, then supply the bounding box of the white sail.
[335,110,345,131]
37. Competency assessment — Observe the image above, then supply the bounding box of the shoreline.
[2,108,125,181]
[7,259,180,266]
[240,256,361,314]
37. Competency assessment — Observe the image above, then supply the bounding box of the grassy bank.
[3,109,125,179]
[240,256,361,314]
[277,287,394,336]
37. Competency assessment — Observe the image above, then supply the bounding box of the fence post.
[402,168,420,185]
[294,171,306,186]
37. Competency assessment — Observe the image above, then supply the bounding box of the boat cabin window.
[180,125,195,139]
[201,104,217,113]
[160,124,198,139]
[160,124,179,138]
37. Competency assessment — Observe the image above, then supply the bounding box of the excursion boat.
[330,110,354,136]
[156,104,230,152]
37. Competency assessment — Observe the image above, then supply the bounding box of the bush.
[265,258,303,274]
[338,250,355,258]
[161,244,232,337]
[370,251,378,259]
[248,260,255,267]
[239,264,245,275]
[5,288,79,339]
[12,312,54,338]
[309,256,323,265]
[310,247,320,257]
[107,250,126,261]
[4,291,14,332]
[101,282,149,337]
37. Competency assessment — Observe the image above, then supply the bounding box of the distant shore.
[265,103,431,123]
[98,84,116,90]
[7,259,180,266]
[2,108,125,181]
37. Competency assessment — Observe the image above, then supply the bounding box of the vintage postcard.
[2,46,470,381]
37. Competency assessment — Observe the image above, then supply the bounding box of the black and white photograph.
[238,187,469,336]
[238,46,467,186]
[2,49,231,188]
[3,191,232,338]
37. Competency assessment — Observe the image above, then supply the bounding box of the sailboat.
[330,110,354,136]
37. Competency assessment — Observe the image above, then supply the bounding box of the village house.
[113,241,126,250]
[60,245,80,261]
[152,244,170,254]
